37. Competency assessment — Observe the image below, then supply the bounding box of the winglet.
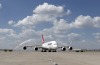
[42,34,45,44]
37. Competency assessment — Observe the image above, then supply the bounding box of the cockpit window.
[54,44,57,45]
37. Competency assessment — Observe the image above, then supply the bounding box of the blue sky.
[0,0,100,49]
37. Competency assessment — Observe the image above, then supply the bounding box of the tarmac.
[0,51,100,65]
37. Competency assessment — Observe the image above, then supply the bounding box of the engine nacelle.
[23,46,27,50]
[68,46,73,50]
[61,47,66,51]
[34,47,38,51]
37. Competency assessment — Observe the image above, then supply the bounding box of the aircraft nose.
[54,45,57,48]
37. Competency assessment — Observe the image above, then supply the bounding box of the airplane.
[23,34,73,52]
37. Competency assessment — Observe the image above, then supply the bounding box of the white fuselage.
[42,41,58,50]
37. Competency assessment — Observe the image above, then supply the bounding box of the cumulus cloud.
[33,3,64,15]
[0,28,17,49]
[93,17,100,28]
[0,28,17,41]
[15,14,55,28]
[0,28,15,34]
[40,15,100,34]
[0,3,2,9]
[70,15,93,28]
[66,9,71,15]
[53,19,70,34]
[8,20,16,25]
[70,15,100,28]
[14,3,70,29]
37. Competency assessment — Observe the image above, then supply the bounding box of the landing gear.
[53,50,57,52]
[41,49,47,52]
[41,49,57,52]
[48,50,51,52]
[48,50,56,52]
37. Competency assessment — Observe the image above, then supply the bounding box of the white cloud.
[0,28,17,49]
[70,15,100,28]
[93,17,100,28]
[70,15,93,28]
[33,3,64,16]
[8,20,16,25]
[14,3,70,29]
[0,3,2,9]
[41,15,100,35]
[15,14,56,28]
[0,28,15,34]
[0,28,17,40]
[53,19,70,34]
[66,9,71,15]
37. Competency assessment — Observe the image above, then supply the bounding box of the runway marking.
[48,58,58,65]
[40,53,58,65]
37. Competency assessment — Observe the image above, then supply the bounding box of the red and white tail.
[42,34,45,44]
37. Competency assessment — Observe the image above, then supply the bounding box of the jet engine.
[23,46,27,50]
[34,47,38,51]
[68,46,73,50]
[61,47,66,51]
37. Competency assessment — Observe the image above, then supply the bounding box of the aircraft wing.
[57,46,73,51]
[23,45,42,50]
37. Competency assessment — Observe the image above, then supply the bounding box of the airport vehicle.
[72,49,84,52]
[23,34,73,52]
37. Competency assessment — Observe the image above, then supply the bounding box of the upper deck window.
[48,43,52,45]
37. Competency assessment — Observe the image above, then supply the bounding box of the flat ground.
[0,51,100,65]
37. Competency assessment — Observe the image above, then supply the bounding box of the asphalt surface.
[0,51,100,65]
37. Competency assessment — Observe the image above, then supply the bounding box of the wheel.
[53,50,56,52]
[48,50,51,52]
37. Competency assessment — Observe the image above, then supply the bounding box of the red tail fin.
[42,34,45,44]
